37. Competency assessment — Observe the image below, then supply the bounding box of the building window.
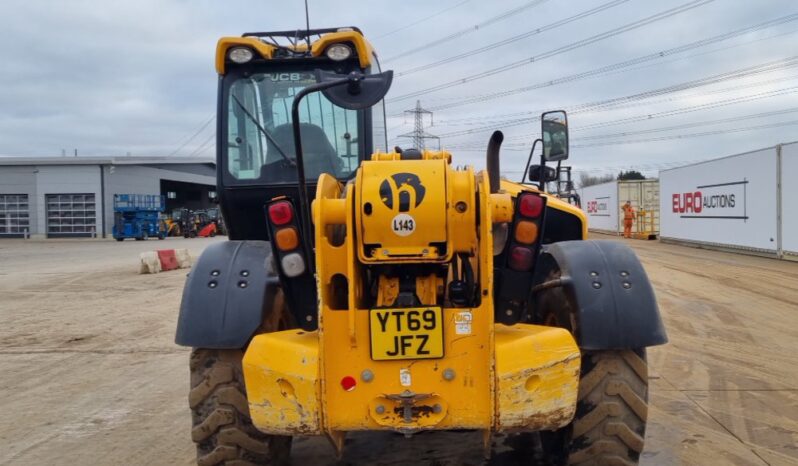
[208,191,217,199]
[167,191,177,199]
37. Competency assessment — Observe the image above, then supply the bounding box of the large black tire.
[189,349,292,465]
[546,350,648,465]
[535,266,649,465]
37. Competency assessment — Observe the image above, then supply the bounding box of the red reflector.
[268,201,293,226]
[519,194,543,218]
[508,246,534,271]
[341,376,357,392]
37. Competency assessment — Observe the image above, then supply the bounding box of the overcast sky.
[1,0,797,178]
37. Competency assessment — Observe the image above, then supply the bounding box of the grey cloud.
[1,0,796,176]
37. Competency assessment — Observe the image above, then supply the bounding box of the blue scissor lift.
[112,194,166,241]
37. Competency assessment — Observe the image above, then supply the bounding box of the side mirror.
[542,110,569,162]
[528,164,557,183]
[315,70,394,110]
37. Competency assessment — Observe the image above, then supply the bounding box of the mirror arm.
[521,138,542,183]
[538,143,547,191]
[290,77,351,272]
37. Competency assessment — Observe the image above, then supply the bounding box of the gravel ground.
[0,235,796,465]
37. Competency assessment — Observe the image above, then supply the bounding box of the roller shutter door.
[0,194,30,238]
[46,193,97,238]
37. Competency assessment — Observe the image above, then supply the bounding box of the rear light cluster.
[268,201,293,225]
[507,193,545,272]
[267,200,306,278]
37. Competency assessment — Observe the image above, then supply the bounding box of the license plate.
[369,307,444,360]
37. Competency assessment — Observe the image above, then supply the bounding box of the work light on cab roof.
[326,43,352,61]
[227,46,253,64]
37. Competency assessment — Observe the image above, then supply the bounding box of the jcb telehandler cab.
[176,27,667,466]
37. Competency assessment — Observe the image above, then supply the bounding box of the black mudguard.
[536,240,668,350]
[175,241,279,349]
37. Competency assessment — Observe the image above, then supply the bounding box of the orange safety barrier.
[157,249,179,271]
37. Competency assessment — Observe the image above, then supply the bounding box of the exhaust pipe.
[486,130,504,194]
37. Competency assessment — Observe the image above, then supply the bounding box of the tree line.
[579,170,646,187]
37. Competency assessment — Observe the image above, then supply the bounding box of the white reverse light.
[281,253,306,277]
[325,43,352,61]
[228,47,254,64]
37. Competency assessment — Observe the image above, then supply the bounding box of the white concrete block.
[139,251,162,274]
[174,249,192,269]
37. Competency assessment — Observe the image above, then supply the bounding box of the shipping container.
[659,145,780,255]
[778,142,798,259]
[580,181,617,233]
[580,179,660,237]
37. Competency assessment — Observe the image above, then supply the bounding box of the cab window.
[227,71,361,182]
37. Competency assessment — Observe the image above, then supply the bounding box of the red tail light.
[508,246,534,271]
[268,201,294,226]
[519,194,543,218]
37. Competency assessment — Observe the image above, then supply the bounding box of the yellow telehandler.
[175,27,667,465]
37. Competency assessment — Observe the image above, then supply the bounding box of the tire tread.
[567,350,648,465]
[189,349,291,465]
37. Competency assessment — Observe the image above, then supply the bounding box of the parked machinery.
[175,28,667,465]
[176,208,201,238]
[164,209,184,237]
[205,207,226,236]
[112,194,166,241]
[555,166,581,208]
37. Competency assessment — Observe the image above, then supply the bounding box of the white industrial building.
[0,156,215,238]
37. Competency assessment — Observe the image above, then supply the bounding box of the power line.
[444,83,798,140]
[497,107,798,146]
[386,122,409,133]
[446,102,798,151]
[462,73,798,146]
[502,159,702,176]
[186,132,216,157]
[383,0,551,63]
[397,0,632,77]
[436,65,798,128]
[167,114,215,157]
[571,118,798,148]
[445,84,798,150]
[565,82,798,132]
[375,0,471,40]
[387,0,714,103]
[436,56,798,138]
[592,109,791,140]
[409,12,798,113]
[587,27,798,88]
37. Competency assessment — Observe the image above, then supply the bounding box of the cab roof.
[215,27,375,74]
